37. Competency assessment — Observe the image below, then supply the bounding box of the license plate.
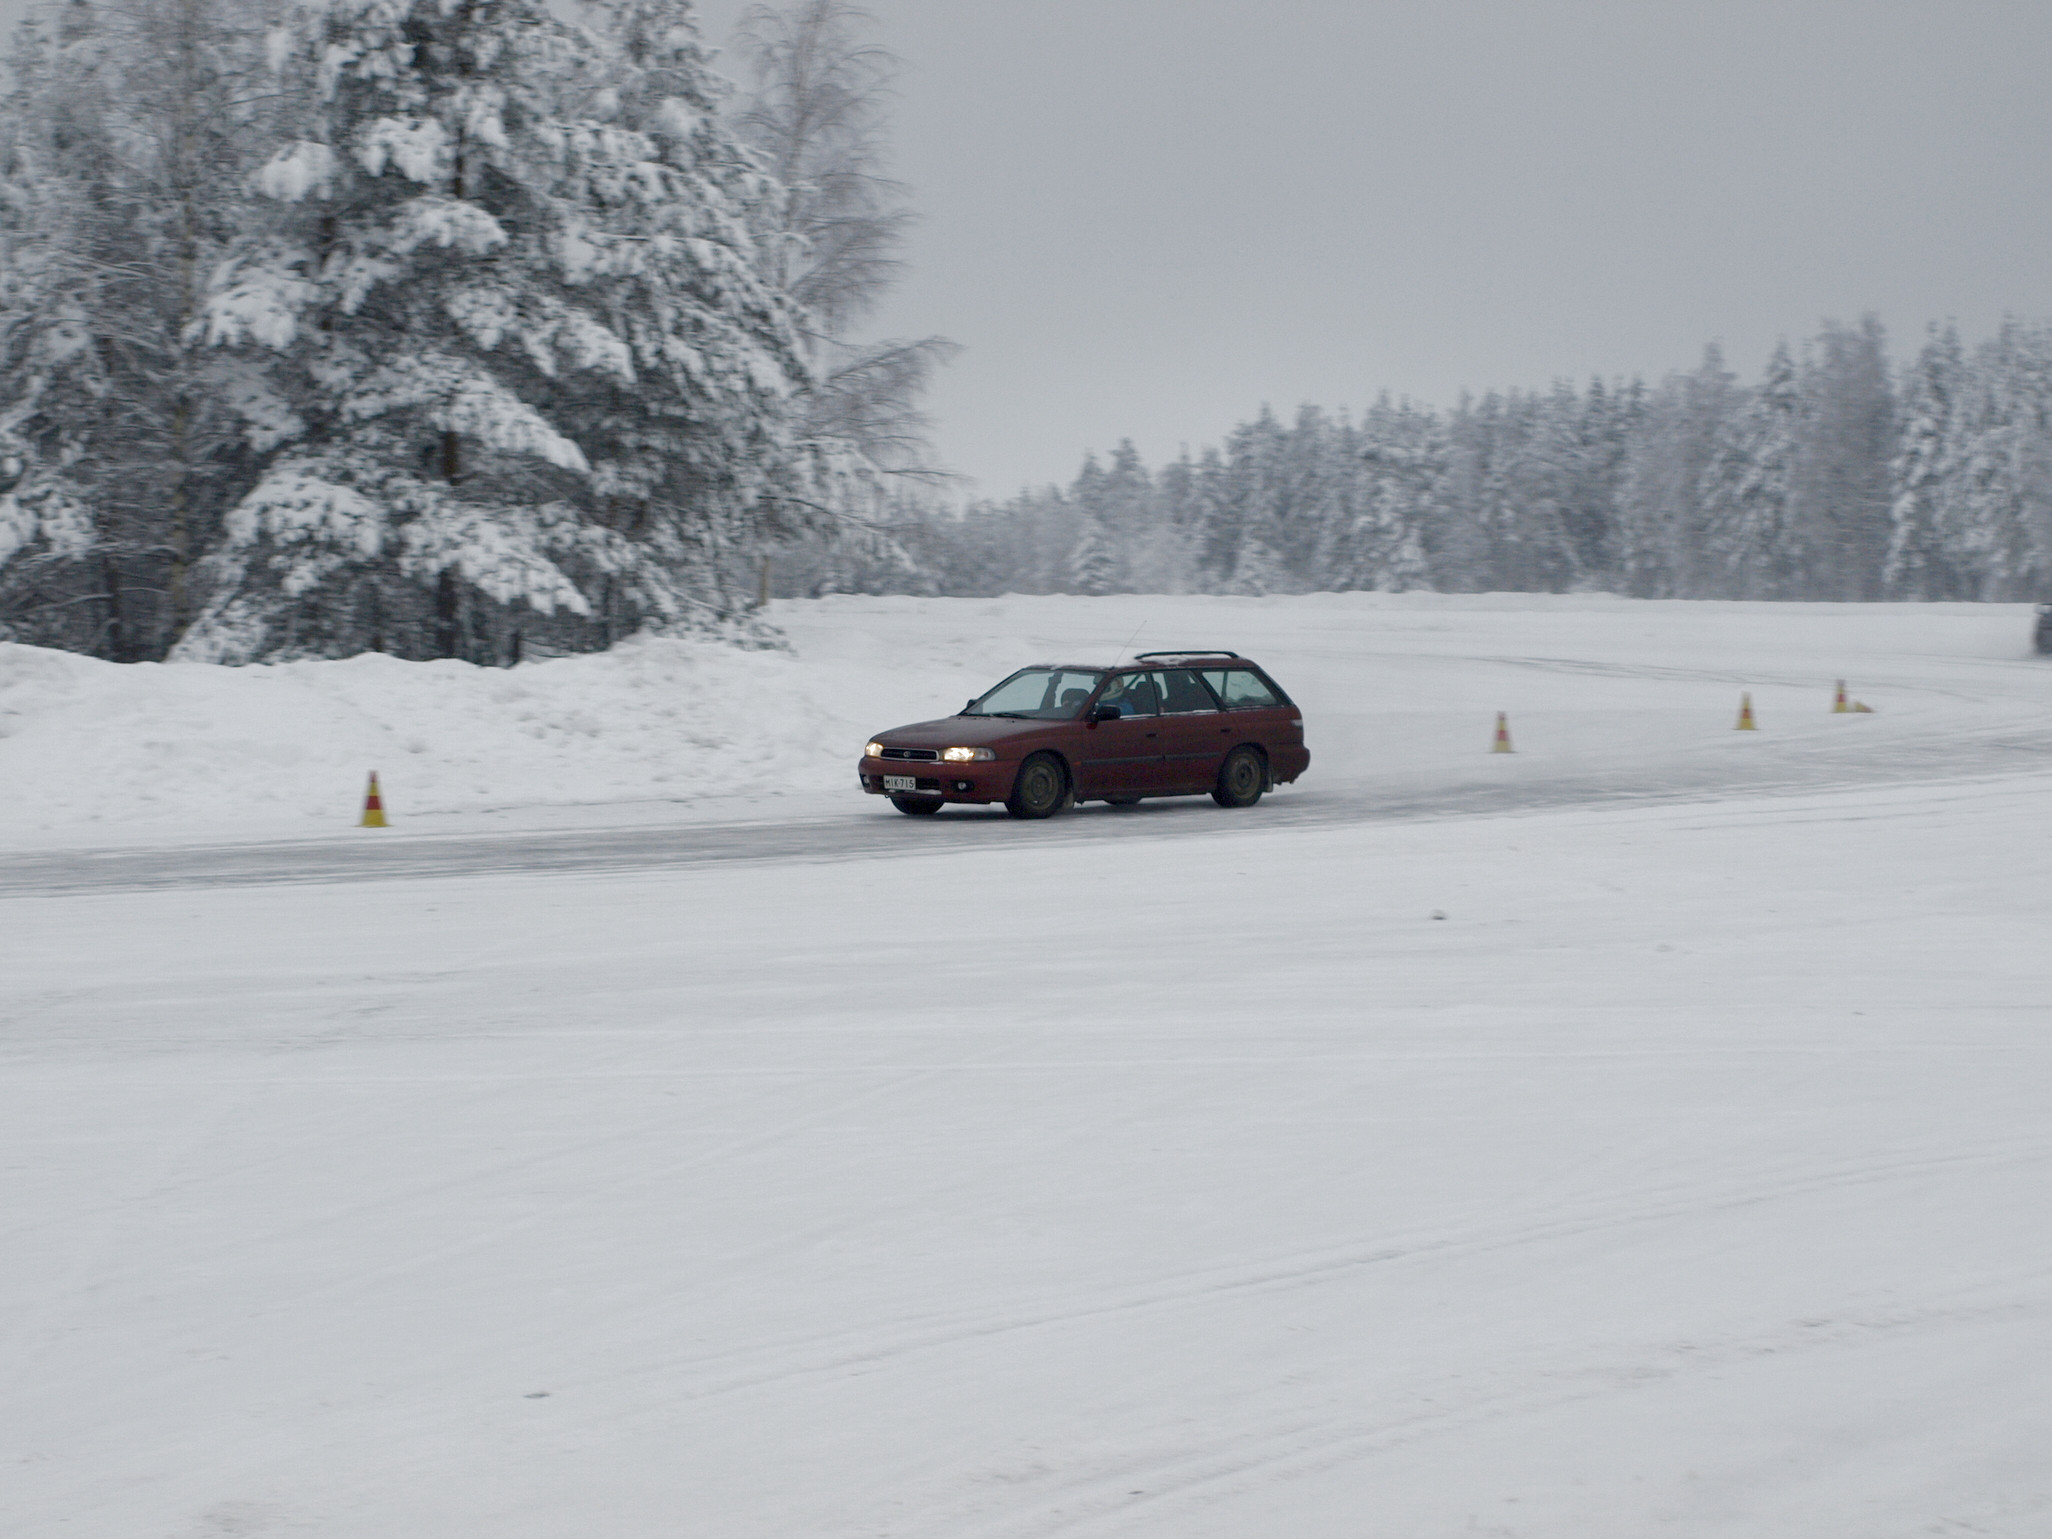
[882,775,924,792]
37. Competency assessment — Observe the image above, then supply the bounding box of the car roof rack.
[1132,649,1241,661]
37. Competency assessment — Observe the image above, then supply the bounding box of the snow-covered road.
[1,716,2048,898]
[5,596,2051,1536]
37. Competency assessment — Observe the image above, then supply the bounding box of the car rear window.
[1200,668,1281,709]
[1153,668,1220,714]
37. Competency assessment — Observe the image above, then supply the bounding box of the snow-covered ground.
[2,592,2043,847]
[5,595,2052,1537]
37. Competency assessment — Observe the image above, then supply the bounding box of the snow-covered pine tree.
[1884,322,1965,599]
[1571,375,1632,585]
[1614,347,1736,597]
[1181,445,1232,589]
[1700,339,1802,597]
[1517,384,1589,591]
[1153,447,1212,592]
[1429,392,1486,590]
[1064,512,1117,596]
[1264,404,1340,579]
[1445,391,1528,591]
[182,0,816,662]
[0,0,277,658]
[1946,319,2052,601]
[1788,316,1896,602]
[1324,394,1430,592]
[1227,534,1288,596]
[1097,439,1178,592]
[1207,406,1290,590]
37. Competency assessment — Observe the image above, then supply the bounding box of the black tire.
[890,796,942,815]
[1212,746,1266,808]
[1006,752,1069,820]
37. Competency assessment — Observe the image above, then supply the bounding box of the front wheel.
[891,796,942,815]
[1006,752,1069,820]
[1212,746,1266,808]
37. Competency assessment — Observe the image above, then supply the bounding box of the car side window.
[1154,668,1220,713]
[1096,672,1160,716]
[1200,668,1281,710]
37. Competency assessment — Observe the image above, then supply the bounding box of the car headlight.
[941,746,996,762]
[865,741,885,758]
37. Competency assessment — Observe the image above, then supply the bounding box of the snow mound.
[0,634,858,846]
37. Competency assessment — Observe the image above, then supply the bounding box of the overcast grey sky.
[8,0,2050,497]
[688,0,2052,498]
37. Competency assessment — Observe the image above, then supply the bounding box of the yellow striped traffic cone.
[1492,712,1514,753]
[1833,679,1849,713]
[1736,693,1758,730]
[360,772,388,828]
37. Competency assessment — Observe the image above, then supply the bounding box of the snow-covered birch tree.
[728,0,950,471]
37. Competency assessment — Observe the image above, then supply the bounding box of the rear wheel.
[1212,746,1266,808]
[1006,753,1069,820]
[890,796,942,815]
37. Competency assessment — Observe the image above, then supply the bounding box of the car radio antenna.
[1112,616,1149,669]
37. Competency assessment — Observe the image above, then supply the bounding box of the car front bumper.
[858,760,1009,803]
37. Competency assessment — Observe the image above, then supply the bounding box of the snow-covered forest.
[0,0,938,662]
[836,317,2052,605]
[4,0,2050,662]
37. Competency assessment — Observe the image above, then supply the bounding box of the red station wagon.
[858,651,1310,819]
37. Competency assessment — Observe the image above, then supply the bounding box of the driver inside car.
[1097,675,1158,716]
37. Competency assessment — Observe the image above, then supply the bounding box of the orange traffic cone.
[360,772,388,828]
[1833,679,1849,713]
[1736,693,1758,730]
[1492,712,1514,753]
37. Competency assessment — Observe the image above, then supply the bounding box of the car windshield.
[964,667,1105,718]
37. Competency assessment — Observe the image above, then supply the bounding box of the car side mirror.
[1091,705,1122,723]
[965,699,977,712]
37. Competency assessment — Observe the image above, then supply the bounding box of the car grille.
[879,747,940,761]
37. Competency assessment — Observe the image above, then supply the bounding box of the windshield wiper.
[976,709,1038,718]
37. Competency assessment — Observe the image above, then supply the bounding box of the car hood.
[872,715,1060,751]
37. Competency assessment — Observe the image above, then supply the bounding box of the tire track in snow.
[916,1288,2052,1539]
[578,1135,2052,1416]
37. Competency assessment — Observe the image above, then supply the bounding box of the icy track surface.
[4,596,2052,1537]
[0,591,2048,888]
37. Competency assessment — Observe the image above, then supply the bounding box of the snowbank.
[1,592,2043,847]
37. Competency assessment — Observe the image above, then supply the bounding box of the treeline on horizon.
[802,315,2052,607]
